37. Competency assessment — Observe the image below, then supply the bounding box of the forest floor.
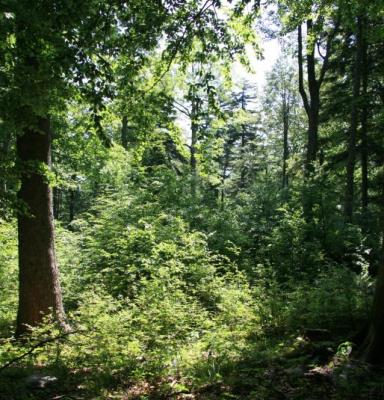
[1,331,384,400]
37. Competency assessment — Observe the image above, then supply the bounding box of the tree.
[361,260,384,364]
[16,118,68,335]
[263,48,300,189]
[278,0,340,221]
[173,62,216,198]
[344,15,364,221]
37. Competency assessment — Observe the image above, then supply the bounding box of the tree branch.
[318,18,340,87]
[0,330,88,372]
[298,24,310,117]
[173,99,191,116]
[145,0,213,94]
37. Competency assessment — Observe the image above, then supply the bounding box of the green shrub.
[0,219,17,336]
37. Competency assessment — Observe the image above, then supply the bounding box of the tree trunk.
[361,102,368,212]
[361,181,384,363]
[68,173,78,224]
[345,17,363,221]
[240,128,246,188]
[361,261,384,364]
[282,101,289,189]
[305,20,320,175]
[190,93,199,198]
[360,30,369,213]
[190,119,197,197]
[240,89,247,188]
[298,22,319,222]
[297,19,337,221]
[16,117,67,336]
[298,22,320,176]
[121,116,128,149]
[220,144,231,210]
[0,130,11,194]
[306,106,319,174]
[53,187,61,220]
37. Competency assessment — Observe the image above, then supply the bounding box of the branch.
[0,330,88,372]
[298,24,310,117]
[306,19,318,91]
[318,17,340,87]
[317,41,326,60]
[145,0,213,94]
[173,99,191,116]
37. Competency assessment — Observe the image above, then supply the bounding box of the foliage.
[0,219,17,336]
[1,0,384,398]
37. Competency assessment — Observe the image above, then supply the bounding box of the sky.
[177,37,281,140]
[177,0,283,139]
[232,38,281,90]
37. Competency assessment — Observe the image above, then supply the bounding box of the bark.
[361,182,384,363]
[298,23,317,220]
[298,21,321,175]
[345,17,363,221]
[305,20,320,174]
[361,262,384,364]
[16,117,67,336]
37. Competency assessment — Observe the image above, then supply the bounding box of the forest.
[0,0,384,399]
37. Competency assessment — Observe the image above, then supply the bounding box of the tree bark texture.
[361,261,384,364]
[16,117,67,336]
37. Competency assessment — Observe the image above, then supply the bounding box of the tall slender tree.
[344,15,364,221]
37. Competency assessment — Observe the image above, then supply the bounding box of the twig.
[0,329,88,372]
[145,0,213,94]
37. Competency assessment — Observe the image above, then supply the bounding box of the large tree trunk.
[305,20,320,175]
[16,117,67,336]
[361,182,384,363]
[361,261,384,364]
[298,21,320,177]
[298,22,319,223]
